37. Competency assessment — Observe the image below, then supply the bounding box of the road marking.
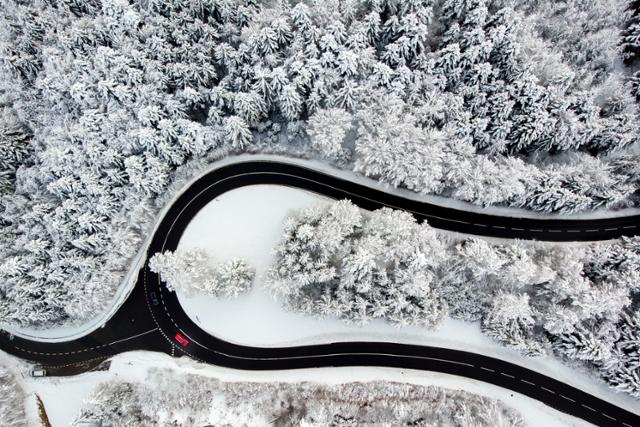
[14,328,158,356]
[604,227,619,231]
[601,413,616,421]
[520,379,535,386]
[540,386,555,394]
[175,169,640,244]
[480,367,495,373]
[623,225,637,229]
[445,218,472,225]
[585,229,600,232]
[581,404,596,412]
[500,372,515,379]
[560,395,575,403]
[566,230,581,233]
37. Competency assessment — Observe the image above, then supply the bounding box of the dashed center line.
[14,328,158,356]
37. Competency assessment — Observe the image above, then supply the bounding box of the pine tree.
[0,109,31,193]
[601,366,640,398]
[307,108,353,159]
[553,327,612,363]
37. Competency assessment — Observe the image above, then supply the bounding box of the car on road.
[30,368,47,377]
[174,332,189,347]
[149,291,159,306]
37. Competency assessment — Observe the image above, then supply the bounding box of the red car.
[174,332,189,347]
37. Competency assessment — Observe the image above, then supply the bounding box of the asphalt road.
[1,160,639,426]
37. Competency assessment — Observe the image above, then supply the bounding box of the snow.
[31,372,103,426]
[176,183,640,416]
[6,153,628,342]
[0,350,592,427]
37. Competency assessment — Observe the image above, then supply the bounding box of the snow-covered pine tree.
[0,109,31,193]
[623,0,640,64]
[553,326,613,363]
[601,365,640,398]
[481,292,545,356]
[215,258,255,298]
[306,108,353,160]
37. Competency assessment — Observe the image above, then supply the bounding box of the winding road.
[1,160,639,427]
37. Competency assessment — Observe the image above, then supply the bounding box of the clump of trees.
[268,200,640,398]
[73,368,524,426]
[149,248,254,298]
[267,201,448,328]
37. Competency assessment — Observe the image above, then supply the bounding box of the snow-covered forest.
[73,368,523,426]
[267,200,640,398]
[0,363,27,427]
[0,0,639,327]
[149,248,254,297]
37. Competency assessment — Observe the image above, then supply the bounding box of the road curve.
[1,160,639,427]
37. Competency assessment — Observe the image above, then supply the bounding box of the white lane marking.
[540,386,555,394]
[623,225,637,229]
[480,367,495,372]
[601,413,616,421]
[42,355,108,370]
[500,372,515,379]
[161,169,636,241]
[581,404,596,412]
[15,328,158,356]
[604,227,619,231]
[560,395,575,403]
[520,379,535,386]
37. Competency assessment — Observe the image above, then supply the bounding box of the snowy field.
[176,184,640,415]
[0,350,591,427]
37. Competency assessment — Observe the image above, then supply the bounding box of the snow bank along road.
[1,160,640,426]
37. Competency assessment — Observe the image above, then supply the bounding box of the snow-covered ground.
[0,350,591,427]
[176,184,640,416]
